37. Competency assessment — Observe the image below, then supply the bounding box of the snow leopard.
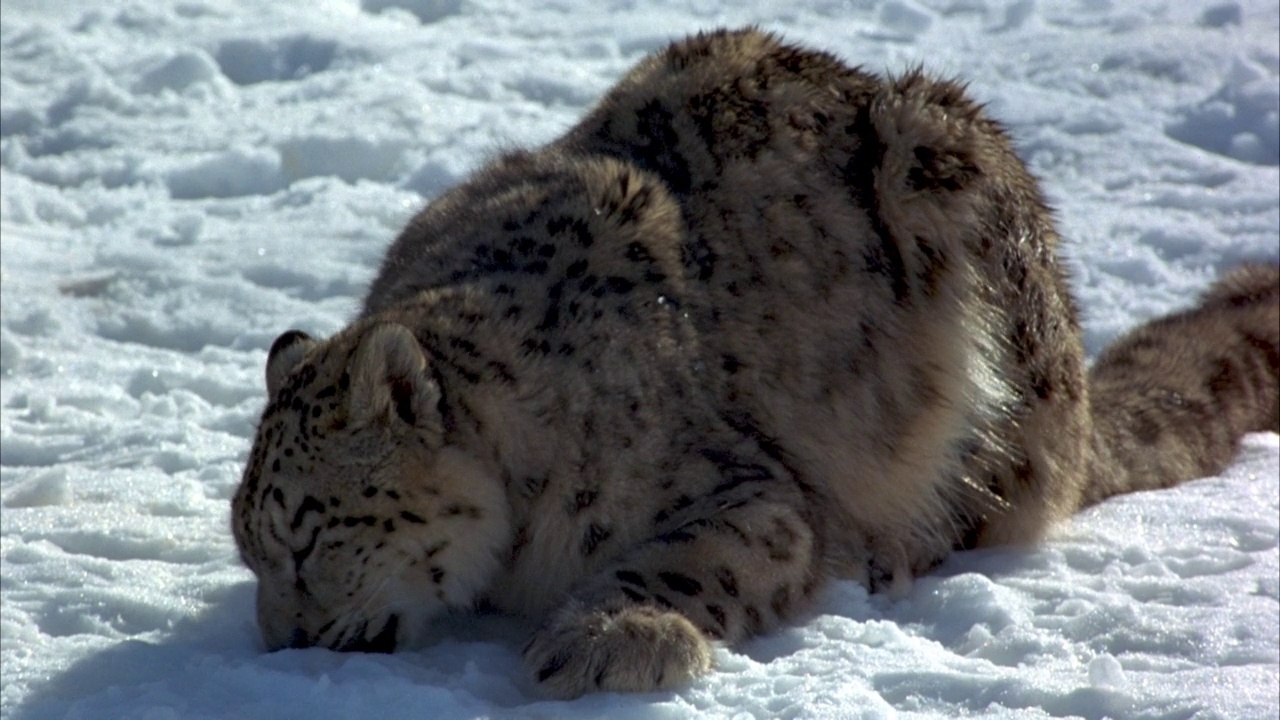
[232,28,1280,698]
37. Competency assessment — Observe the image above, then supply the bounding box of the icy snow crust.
[1,1,1278,718]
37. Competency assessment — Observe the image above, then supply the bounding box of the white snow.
[2,0,1278,718]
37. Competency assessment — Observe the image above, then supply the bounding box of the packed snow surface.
[2,0,1278,718]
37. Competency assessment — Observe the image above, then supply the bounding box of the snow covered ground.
[2,0,1278,718]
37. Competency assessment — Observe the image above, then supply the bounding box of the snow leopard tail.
[1084,264,1280,506]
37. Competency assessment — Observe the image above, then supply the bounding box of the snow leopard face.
[232,324,510,653]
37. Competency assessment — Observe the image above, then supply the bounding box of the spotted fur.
[232,29,1280,698]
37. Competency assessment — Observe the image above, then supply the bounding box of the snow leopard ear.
[347,322,444,442]
[265,330,317,398]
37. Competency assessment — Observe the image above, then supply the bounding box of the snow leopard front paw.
[524,600,713,698]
